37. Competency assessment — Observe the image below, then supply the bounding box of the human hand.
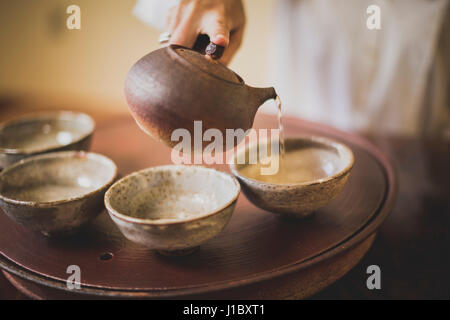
[165,0,246,65]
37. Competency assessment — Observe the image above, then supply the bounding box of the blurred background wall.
[0,0,275,119]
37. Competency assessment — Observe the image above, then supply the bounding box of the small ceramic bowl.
[105,165,240,256]
[0,111,95,169]
[0,151,117,236]
[229,136,354,218]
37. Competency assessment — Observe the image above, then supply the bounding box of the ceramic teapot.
[124,45,276,150]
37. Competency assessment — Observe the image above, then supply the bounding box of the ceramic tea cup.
[105,165,240,256]
[229,136,354,218]
[0,111,95,169]
[0,151,117,236]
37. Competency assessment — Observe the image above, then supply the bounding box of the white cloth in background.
[269,0,449,136]
[134,0,450,136]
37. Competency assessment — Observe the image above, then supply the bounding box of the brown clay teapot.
[124,45,277,150]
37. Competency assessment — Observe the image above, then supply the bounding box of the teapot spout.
[247,85,277,111]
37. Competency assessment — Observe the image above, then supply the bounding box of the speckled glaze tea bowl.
[229,136,354,218]
[105,165,240,256]
[0,111,95,169]
[0,151,117,236]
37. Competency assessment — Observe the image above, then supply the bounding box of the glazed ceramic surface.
[0,115,396,298]
[230,136,354,218]
[105,165,240,255]
[0,151,117,236]
[125,45,276,150]
[0,111,94,169]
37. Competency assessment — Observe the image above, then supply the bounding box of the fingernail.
[213,34,229,47]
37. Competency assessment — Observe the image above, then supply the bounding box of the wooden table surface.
[0,105,449,299]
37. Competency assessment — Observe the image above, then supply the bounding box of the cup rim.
[104,164,241,226]
[229,135,355,188]
[0,111,95,155]
[0,151,117,206]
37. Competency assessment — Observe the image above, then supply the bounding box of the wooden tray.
[0,114,397,299]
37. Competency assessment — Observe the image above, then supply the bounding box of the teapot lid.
[170,46,243,84]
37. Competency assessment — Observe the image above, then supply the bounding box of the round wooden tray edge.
[2,233,379,299]
[0,119,398,298]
